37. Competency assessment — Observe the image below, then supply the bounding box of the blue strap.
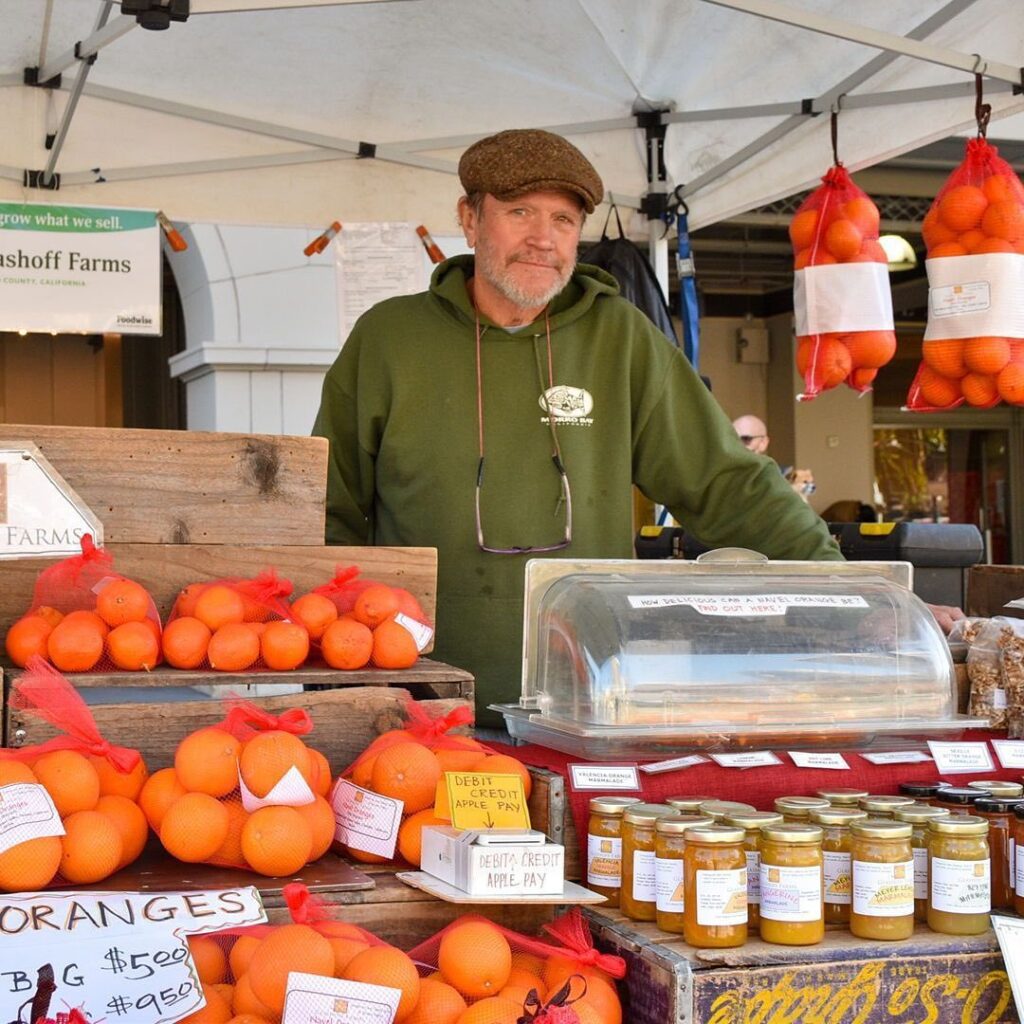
[676,209,700,367]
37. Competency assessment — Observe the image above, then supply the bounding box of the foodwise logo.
[115,312,154,327]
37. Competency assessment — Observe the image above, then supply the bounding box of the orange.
[938,185,987,232]
[194,585,246,632]
[60,809,124,883]
[343,946,421,1022]
[435,745,488,774]
[107,620,160,671]
[211,983,234,1007]
[328,936,369,975]
[139,767,188,830]
[975,236,1016,254]
[961,372,1000,408]
[295,795,336,860]
[997,362,1024,405]
[922,207,957,250]
[794,248,836,270]
[241,805,313,876]
[260,621,309,671]
[190,935,230,985]
[922,338,967,379]
[228,935,262,982]
[981,199,1024,242]
[89,752,148,801]
[226,1015,274,1024]
[454,997,520,1024]
[511,952,547,978]
[916,365,962,408]
[371,742,440,812]
[241,731,314,797]
[308,747,333,796]
[983,175,1020,204]
[851,239,887,263]
[208,624,261,672]
[0,761,37,786]
[928,241,968,258]
[543,956,615,991]
[397,807,446,866]
[848,367,878,391]
[504,967,546,997]
[959,228,987,253]
[839,330,895,369]
[5,615,54,667]
[964,337,1011,375]
[0,835,62,892]
[404,977,467,1024]
[842,196,880,237]
[232,973,277,1018]
[33,606,64,629]
[351,752,377,789]
[439,920,512,999]
[175,727,242,798]
[344,844,389,865]
[241,622,268,640]
[788,208,819,251]
[823,218,862,261]
[321,618,374,670]
[248,924,335,1013]
[47,615,105,672]
[96,794,149,869]
[290,593,338,640]
[175,582,208,619]
[393,588,428,623]
[799,336,851,390]
[61,609,110,636]
[209,802,248,867]
[546,975,622,1024]
[179,981,232,1023]
[34,749,100,816]
[161,792,231,863]
[353,585,400,628]
[163,616,213,669]
[371,619,419,669]
[473,753,533,799]
[96,578,151,627]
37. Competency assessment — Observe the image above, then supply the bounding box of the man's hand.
[926,603,966,635]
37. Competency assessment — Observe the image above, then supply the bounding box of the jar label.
[759,863,823,922]
[632,849,657,903]
[746,850,761,904]
[588,834,622,888]
[913,847,928,900]
[930,856,991,913]
[1010,837,1016,890]
[852,859,915,916]
[823,851,851,905]
[1016,844,1024,898]
[655,856,684,913]
[696,867,748,926]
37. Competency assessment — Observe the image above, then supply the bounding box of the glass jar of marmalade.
[653,814,713,934]
[1014,804,1024,916]
[699,799,756,823]
[774,796,830,823]
[899,781,949,806]
[894,803,950,922]
[809,807,867,925]
[586,796,641,905]
[858,795,915,819]
[724,810,783,933]
[682,826,748,949]
[849,820,915,940]
[968,780,1023,799]
[927,815,990,935]
[974,797,1019,909]
[935,787,987,817]
[666,795,715,814]
[816,787,868,808]
[620,804,680,921]
[758,823,824,946]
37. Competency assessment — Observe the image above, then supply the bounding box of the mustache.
[508,253,563,269]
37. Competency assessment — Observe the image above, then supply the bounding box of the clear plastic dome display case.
[494,555,980,758]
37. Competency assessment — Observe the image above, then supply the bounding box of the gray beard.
[478,255,575,312]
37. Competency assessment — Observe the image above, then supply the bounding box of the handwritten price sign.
[0,887,265,1024]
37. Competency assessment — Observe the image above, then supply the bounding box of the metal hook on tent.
[973,67,991,139]
[830,99,844,168]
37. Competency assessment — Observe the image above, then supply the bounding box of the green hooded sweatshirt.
[313,255,842,726]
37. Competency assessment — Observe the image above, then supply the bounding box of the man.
[731,414,770,456]
[314,128,843,727]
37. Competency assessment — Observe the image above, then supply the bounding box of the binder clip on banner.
[416,225,446,264]
[304,220,342,257]
[156,211,187,253]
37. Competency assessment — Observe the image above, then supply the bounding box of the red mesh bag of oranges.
[907,138,1024,410]
[5,534,163,673]
[0,658,149,892]
[789,164,897,399]
[162,569,309,672]
[406,909,626,1024]
[287,565,432,671]
[143,698,336,877]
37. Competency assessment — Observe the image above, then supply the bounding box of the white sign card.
[926,741,995,775]
[331,780,402,859]
[239,764,316,813]
[567,765,641,791]
[710,751,783,769]
[283,971,401,1024]
[991,740,1024,770]
[860,750,933,765]
[992,915,1024,1016]
[393,612,434,653]
[0,202,161,334]
[0,887,265,1024]
[626,594,868,616]
[788,751,850,770]
[0,783,65,853]
[640,755,710,774]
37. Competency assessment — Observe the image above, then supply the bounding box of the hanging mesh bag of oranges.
[143,697,336,878]
[789,164,897,399]
[906,136,1024,410]
[5,534,164,673]
[0,657,150,892]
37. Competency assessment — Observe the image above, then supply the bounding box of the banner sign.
[0,202,161,335]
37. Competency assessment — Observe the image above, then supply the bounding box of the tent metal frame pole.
[37,11,135,85]
[190,0,411,12]
[701,0,1023,87]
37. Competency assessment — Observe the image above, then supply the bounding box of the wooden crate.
[586,909,1018,1024]
[528,766,580,881]
[0,424,327,546]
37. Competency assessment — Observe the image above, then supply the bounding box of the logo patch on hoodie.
[539,386,594,425]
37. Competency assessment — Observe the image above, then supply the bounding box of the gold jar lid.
[851,819,913,840]
[655,814,713,835]
[968,780,1024,798]
[666,795,716,812]
[816,787,869,805]
[699,799,756,821]
[927,814,989,836]
[894,804,951,824]
[774,796,830,818]
[725,811,784,830]
[809,807,869,827]
[623,803,680,826]
[859,795,915,813]
[685,825,746,845]
[760,823,824,844]
[589,796,642,816]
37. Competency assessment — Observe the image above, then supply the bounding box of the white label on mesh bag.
[924,252,1024,339]
[283,972,402,1024]
[794,262,894,336]
[239,763,316,813]
[331,780,402,859]
[394,612,434,653]
[0,782,65,854]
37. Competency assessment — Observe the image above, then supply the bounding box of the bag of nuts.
[967,618,1009,727]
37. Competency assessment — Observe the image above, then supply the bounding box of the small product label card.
[993,916,1024,1018]
[788,751,850,770]
[283,972,401,1024]
[710,751,783,769]
[991,740,1024,770]
[239,764,316,813]
[393,612,434,653]
[331,780,403,859]
[568,765,641,791]
[0,782,65,854]
[860,750,933,765]
[930,280,991,317]
[640,755,710,774]
[926,741,995,775]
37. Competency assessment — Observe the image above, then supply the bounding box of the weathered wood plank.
[0,424,328,546]
[528,766,580,880]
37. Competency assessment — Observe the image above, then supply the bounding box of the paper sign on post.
[283,971,402,1024]
[640,755,710,774]
[446,772,530,831]
[860,750,933,765]
[331,780,403,860]
[710,751,783,769]
[992,916,1024,1015]
[0,783,65,853]
[0,887,265,1024]
[927,741,995,774]
[991,740,1024,770]
[788,752,850,770]
[567,765,641,791]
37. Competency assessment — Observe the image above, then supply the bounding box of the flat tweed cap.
[459,129,604,213]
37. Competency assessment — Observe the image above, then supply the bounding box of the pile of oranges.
[142,726,335,877]
[0,747,149,892]
[5,578,161,672]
